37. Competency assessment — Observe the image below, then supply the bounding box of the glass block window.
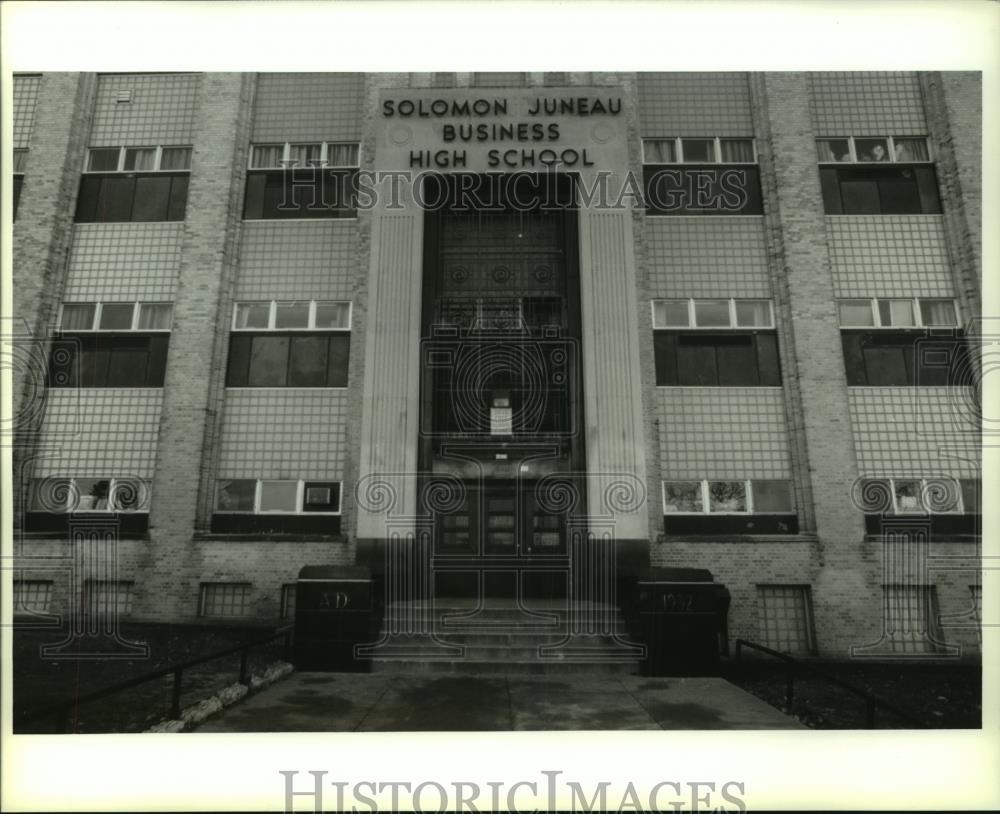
[757,585,815,655]
[884,585,946,654]
[200,583,252,618]
[86,580,134,618]
[472,72,527,88]
[281,584,297,620]
[13,580,53,615]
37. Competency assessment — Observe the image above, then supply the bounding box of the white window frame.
[651,298,774,329]
[33,477,152,513]
[642,137,758,165]
[836,297,959,329]
[58,302,174,332]
[84,145,193,173]
[199,582,252,618]
[816,135,933,165]
[873,477,966,515]
[662,479,795,515]
[231,300,353,332]
[215,478,343,516]
[247,141,362,170]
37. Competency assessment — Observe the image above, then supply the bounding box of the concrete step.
[371,658,640,676]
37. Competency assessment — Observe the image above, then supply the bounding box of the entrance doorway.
[418,174,584,598]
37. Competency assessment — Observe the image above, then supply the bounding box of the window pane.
[864,345,910,385]
[878,299,915,327]
[259,481,298,512]
[96,175,136,221]
[287,335,329,386]
[248,336,289,386]
[132,175,172,221]
[838,300,875,327]
[303,482,340,513]
[653,333,677,386]
[105,339,149,386]
[923,478,961,513]
[160,147,192,170]
[314,301,351,329]
[88,148,120,172]
[664,482,702,512]
[251,145,284,168]
[288,144,323,166]
[166,174,189,221]
[653,300,689,328]
[111,479,150,511]
[919,300,957,326]
[123,147,156,171]
[693,299,730,327]
[753,480,794,512]
[217,479,256,511]
[716,336,759,386]
[643,139,676,163]
[76,478,111,511]
[960,479,981,514]
[855,138,890,162]
[892,138,929,162]
[274,301,310,329]
[137,304,173,330]
[893,480,922,513]
[681,138,714,162]
[877,172,922,214]
[840,179,880,213]
[61,303,96,330]
[225,335,251,386]
[30,478,70,511]
[235,303,271,329]
[816,138,851,162]
[326,335,351,387]
[327,143,360,166]
[709,481,747,512]
[755,333,782,386]
[676,339,718,385]
[99,303,135,330]
[735,300,771,327]
[720,139,754,162]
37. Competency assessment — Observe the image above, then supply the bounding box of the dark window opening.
[841,330,972,386]
[225,333,351,388]
[243,168,358,219]
[48,334,169,387]
[654,332,781,386]
[14,175,24,219]
[819,165,941,215]
[75,173,189,222]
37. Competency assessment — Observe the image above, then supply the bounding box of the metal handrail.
[733,638,929,728]
[15,625,294,733]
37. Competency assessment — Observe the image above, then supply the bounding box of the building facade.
[9,71,983,660]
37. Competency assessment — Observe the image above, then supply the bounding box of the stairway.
[364,599,644,675]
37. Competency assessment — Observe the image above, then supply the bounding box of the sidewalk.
[195,672,805,731]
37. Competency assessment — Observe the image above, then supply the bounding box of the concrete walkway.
[195,672,805,731]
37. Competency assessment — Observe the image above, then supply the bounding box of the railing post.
[171,668,183,718]
[239,647,249,685]
[734,640,742,664]
[785,665,794,709]
[866,698,876,728]
[283,629,292,663]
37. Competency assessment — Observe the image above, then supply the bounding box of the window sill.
[193,532,349,543]
[659,533,818,544]
[18,531,151,542]
[863,533,980,544]
[240,217,358,223]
